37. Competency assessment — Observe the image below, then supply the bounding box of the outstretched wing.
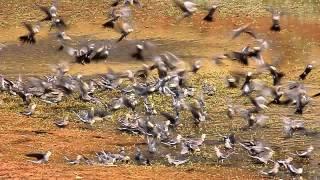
[25,153,44,160]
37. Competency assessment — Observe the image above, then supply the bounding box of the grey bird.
[26,151,52,164]
[160,111,179,127]
[218,133,236,149]
[161,134,183,147]
[181,134,206,154]
[144,99,157,115]
[173,0,198,19]
[282,117,305,137]
[248,148,274,164]
[64,155,83,165]
[74,107,101,125]
[190,59,202,73]
[214,146,235,163]
[232,23,257,39]
[147,136,157,154]
[227,104,236,119]
[20,103,37,116]
[239,140,270,156]
[185,134,206,147]
[103,7,131,28]
[294,145,314,158]
[277,156,293,169]
[54,115,69,128]
[225,76,240,88]
[188,103,206,125]
[135,148,151,165]
[57,31,71,41]
[287,163,303,176]
[114,20,134,42]
[261,161,280,176]
[165,154,189,166]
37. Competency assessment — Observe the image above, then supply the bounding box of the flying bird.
[266,8,283,32]
[232,23,257,39]
[19,23,40,44]
[203,5,219,22]
[173,0,198,20]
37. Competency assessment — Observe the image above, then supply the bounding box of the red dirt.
[0,110,262,179]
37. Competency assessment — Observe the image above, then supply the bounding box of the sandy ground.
[0,110,262,179]
[1,0,320,179]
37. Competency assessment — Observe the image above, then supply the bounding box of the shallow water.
[1,8,320,179]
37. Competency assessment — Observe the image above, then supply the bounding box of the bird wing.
[39,6,51,17]
[63,45,78,57]
[133,0,142,7]
[111,0,121,7]
[160,112,174,121]
[244,28,257,39]
[22,22,34,34]
[174,0,188,13]
[26,153,44,160]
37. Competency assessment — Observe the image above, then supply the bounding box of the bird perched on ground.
[248,148,274,164]
[294,145,314,158]
[260,161,280,176]
[135,148,151,165]
[283,117,305,137]
[54,115,69,128]
[146,136,157,154]
[161,134,183,146]
[218,133,236,149]
[26,151,51,164]
[161,111,180,127]
[19,22,40,44]
[20,103,37,116]
[165,154,189,166]
[64,155,83,165]
[189,59,202,73]
[287,163,303,175]
[214,146,235,163]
